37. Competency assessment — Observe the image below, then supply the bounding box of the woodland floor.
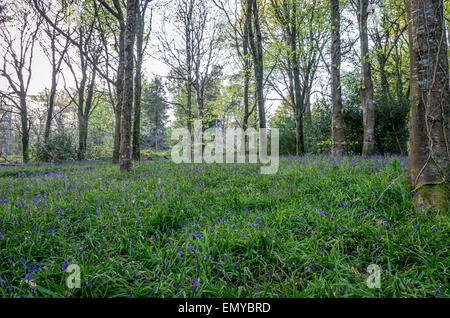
[0,154,448,297]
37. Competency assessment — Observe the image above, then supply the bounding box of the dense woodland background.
[1,0,445,161]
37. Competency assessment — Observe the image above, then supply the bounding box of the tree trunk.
[357,0,375,155]
[242,0,251,131]
[185,1,193,134]
[119,0,137,172]
[76,75,87,160]
[289,4,304,156]
[44,68,57,147]
[331,0,343,155]
[132,5,144,162]
[113,108,121,162]
[20,95,29,163]
[294,109,305,155]
[378,55,390,103]
[406,0,450,212]
[112,23,126,164]
[249,0,266,129]
[78,115,88,161]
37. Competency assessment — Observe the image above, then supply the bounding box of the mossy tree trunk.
[406,0,450,212]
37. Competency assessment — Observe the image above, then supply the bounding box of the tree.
[330,0,343,155]
[248,0,266,129]
[141,77,169,150]
[352,0,375,154]
[40,2,71,149]
[157,0,222,132]
[406,0,449,211]
[0,0,40,163]
[119,0,137,172]
[267,0,328,155]
[61,2,101,160]
[98,0,126,164]
[212,0,253,131]
[132,0,152,161]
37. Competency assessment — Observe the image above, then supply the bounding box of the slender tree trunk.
[132,6,144,162]
[120,0,137,172]
[20,95,29,163]
[357,0,375,155]
[249,0,265,129]
[406,0,450,212]
[242,0,251,131]
[113,24,126,164]
[331,0,344,155]
[294,109,305,156]
[44,70,57,146]
[78,115,88,161]
[289,4,304,156]
[185,1,193,134]
[78,68,96,161]
[77,75,87,160]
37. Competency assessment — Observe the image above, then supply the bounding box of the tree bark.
[242,0,251,131]
[249,0,266,129]
[120,0,137,172]
[132,4,144,161]
[112,20,126,164]
[357,0,375,155]
[331,0,343,155]
[406,0,450,212]
[20,95,29,163]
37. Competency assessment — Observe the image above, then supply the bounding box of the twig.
[375,172,405,204]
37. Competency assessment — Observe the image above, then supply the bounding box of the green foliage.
[141,77,169,150]
[304,103,332,154]
[269,104,297,155]
[374,96,410,155]
[341,71,410,155]
[1,156,448,297]
[140,149,170,160]
[31,131,77,163]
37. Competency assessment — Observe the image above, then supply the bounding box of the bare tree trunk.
[44,70,57,145]
[406,0,450,212]
[249,0,265,129]
[78,115,88,161]
[76,72,87,160]
[120,0,137,172]
[42,15,69,148]
[357,0,375,155]
[132,4,144,162]
[288,4,304,156]
[185,0,194,134]
[242,0,251,131]
[331,0,344,155]
[20,95,29,163]
[294,109,304,155]
[112,25,125,164]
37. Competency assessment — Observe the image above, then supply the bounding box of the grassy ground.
[0,154,448,298]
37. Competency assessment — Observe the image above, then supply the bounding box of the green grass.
[0,154,448,298]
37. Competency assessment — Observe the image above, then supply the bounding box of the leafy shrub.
[32,132,77,163]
